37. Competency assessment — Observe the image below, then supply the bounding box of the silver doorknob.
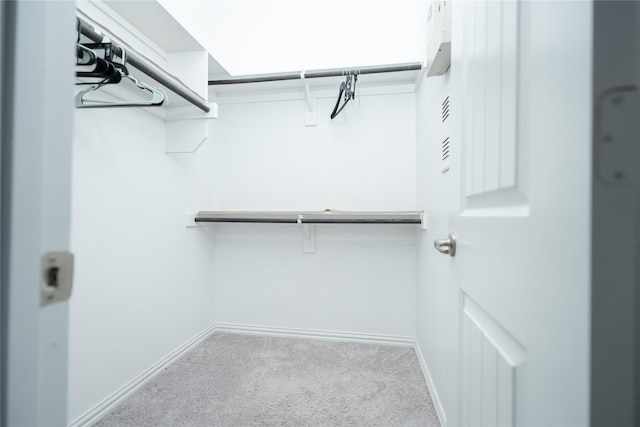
[434,233,456,256]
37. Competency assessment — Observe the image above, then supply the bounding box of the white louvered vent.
[442,95,450,122]
[442,137,451,161]
[441,95,451,173]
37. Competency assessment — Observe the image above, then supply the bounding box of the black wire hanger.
[330,72,358,119]
[75,43,121,85]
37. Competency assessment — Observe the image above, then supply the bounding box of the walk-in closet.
[2,0,637,426]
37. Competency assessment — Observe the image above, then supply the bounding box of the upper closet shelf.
[76,0,222,153]
[76,18,210,114]
[193,210,425,226]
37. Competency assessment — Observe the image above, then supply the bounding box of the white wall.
[68,0,597,424]
[69,89,419,420]
[415,30,460,427]
[415,80,459,424]
[208,94,417,211]
[208,93,418,336]
[413,0,461,421]
[68,109,218,423]
[211,224,417,337]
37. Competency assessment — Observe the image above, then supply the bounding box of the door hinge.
[596,86,640,187]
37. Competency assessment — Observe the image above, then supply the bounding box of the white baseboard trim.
[214,322,415,347]
[414,339,447,427]
[69,324,422,427]
[68,324,216,427]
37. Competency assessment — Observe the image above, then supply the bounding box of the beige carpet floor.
[94,332,440,426]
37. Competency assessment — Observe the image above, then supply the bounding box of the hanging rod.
[77,18,210,113]
[208,63,423,86]
[194,211,423,225]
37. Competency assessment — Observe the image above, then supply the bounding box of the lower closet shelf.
[195,210,423,225]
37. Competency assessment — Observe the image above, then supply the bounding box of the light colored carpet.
[94,333,440,426]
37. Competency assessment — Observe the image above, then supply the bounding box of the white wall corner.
[69,324,216,427]
[413,64,428,92]
[166,51,209,99]
[185,212,198,228]
[414,339,447,427]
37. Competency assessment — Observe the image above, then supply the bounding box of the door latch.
[41,252,74,306]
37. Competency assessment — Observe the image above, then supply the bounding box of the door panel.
[484,0,502,193]
[499,1,518,189]
[463,0,518,199]
[451,1,592,424]
[468,0,486,197]
[460,295,524,427]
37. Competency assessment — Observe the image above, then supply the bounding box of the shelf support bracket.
[301,71,317,127]
[185,212,198,228]
[166,103,219,153]
[297,215,316,253]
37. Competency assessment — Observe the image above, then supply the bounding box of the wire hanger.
[75,43,121,85]
[75,45,165,108]
[330,71,358,119]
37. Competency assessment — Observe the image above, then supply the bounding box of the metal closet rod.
[77,18,210,113]
[194,218,421,224]
[208,62,423,85]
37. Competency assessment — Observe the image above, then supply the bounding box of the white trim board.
[214,323,415,347]
[68,324,216,427]
[415,339,447,427]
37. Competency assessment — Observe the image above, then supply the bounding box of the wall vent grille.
[442,137,451,161]
[442,96,450,122]
[441,95,451,173]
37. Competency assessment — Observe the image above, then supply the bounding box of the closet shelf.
[195,210,423,225]
[76,16,210,114]
[76,1,221,154]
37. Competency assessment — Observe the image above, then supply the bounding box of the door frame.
[1,1,75,425]
[591,2,639,425]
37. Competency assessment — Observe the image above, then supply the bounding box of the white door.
[2,1,75,425]
[444,1,592,425]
